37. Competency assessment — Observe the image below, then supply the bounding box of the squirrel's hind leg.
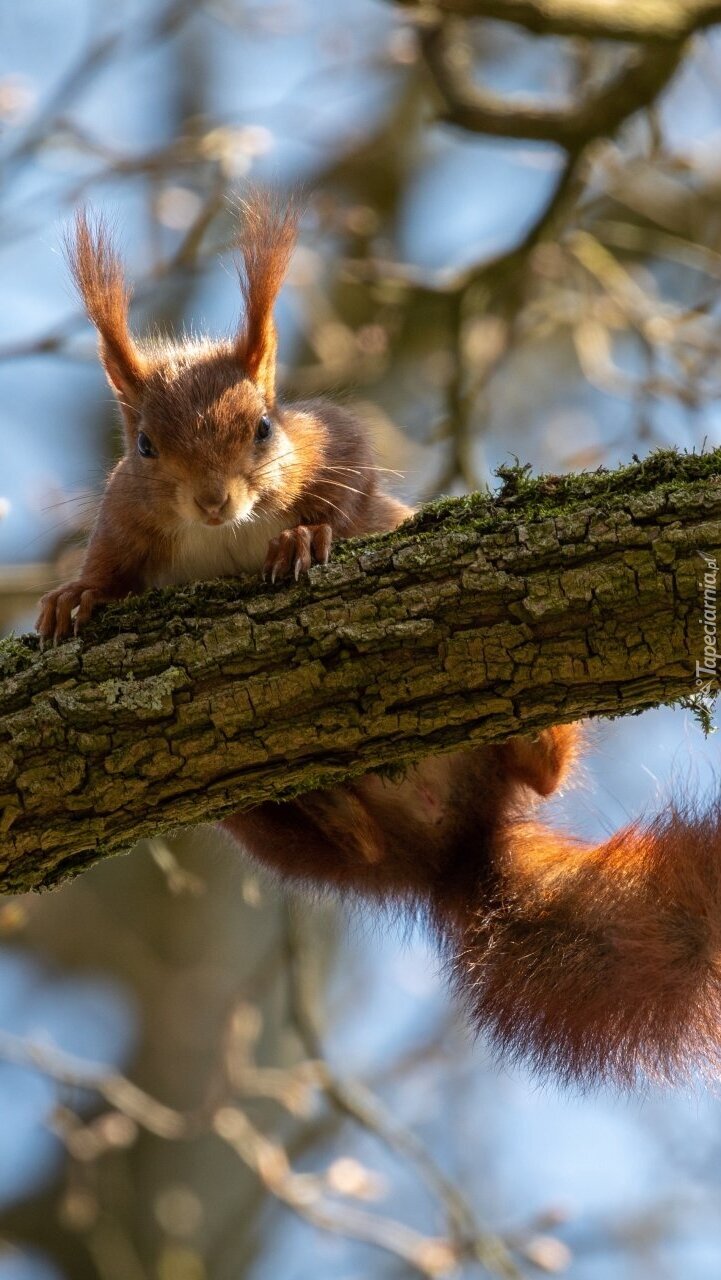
[496,723,582,797]
[223,787,387,893]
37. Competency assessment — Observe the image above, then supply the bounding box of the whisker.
[250,445,405,486]
[40,497,101,514]
[108,484,176,494]
[303,491,348,520]
[19,523,92,554]
[315,478,365,498]
[249,445,313,479]
[249,446,355,485]
[321,463,405,478]
[35,512,99,535]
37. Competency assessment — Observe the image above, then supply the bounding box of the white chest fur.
[149,512,287,589]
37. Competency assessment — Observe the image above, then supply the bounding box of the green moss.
[674,690,718,737]
[6,444,721,652]
[312,447,721,591]
[601,686,719,736]
[407,445,721,533]
[0,634,35,677]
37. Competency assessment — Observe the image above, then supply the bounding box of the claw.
[263,523,332,586]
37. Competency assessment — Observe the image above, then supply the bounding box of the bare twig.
[283,904,521,1276]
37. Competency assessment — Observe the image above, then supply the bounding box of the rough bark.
[1,449,719,894]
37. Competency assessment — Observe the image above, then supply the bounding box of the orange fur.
[454,797,721,1085]
[39,193,721,1088]
[67,211,146,415]
[234,191,299,403]
[230,729,721,1086]
[38,198,374,639]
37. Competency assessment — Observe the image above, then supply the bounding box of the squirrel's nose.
[196,494,230,519]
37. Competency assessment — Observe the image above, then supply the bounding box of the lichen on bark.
[1,447,719,894]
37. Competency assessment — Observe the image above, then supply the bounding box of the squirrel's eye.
[256,414,273,443]
[137,431,157,458]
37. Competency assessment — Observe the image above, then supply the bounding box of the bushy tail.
[452,798,721,1086]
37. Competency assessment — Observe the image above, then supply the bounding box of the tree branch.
[399,0,721,42]
[421,24,683,146]
[1,449,719,894]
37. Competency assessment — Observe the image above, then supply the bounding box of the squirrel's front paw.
[263,523,332,583]
[36,581,111,644]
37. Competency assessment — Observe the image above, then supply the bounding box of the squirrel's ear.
[234,192,299,405]
[66,211,146,421]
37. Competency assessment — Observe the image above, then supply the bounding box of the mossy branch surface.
[1,448,720,893]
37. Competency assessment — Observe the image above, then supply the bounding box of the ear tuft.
[65,211,146,410]
[234,189,300,403]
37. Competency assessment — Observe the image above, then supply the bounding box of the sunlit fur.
[451,794,721,1087]
[234,192,299,403]
[38,196,406,621]
[66,211,146,410]
[230,727,721,1088]
[39,193,721,1089]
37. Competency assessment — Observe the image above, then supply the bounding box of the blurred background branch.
[397,0,721,42]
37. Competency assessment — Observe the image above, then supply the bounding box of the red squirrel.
[37,194,721,1087]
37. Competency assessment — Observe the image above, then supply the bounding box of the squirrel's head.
[68,194,306,530]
